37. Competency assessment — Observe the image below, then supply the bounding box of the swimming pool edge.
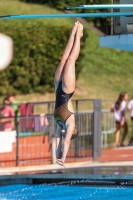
[0,174,133,186]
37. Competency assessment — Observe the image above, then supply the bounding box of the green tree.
[0,20,87,95]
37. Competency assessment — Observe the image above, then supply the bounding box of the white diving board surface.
[100,34,133,51]
[66,4,133,10]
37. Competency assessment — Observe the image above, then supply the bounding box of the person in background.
[110,92,128,148]
[127,95,133,146]
[7,93,21,127]
[0,97,15,131]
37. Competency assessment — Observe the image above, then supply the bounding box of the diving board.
[0,12,133,19]
[66,4,133,10]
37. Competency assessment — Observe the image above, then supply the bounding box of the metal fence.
[0,99,116,168]
[101,109,115,148]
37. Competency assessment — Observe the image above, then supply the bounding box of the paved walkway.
[99,146,133,162]
[0,144,133,174]
[0,160,133,175]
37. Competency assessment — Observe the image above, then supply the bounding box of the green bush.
[20,0,112,10]
[0,20,87,95]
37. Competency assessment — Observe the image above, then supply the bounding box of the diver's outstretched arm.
[55,124,62,159]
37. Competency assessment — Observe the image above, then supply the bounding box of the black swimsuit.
[54,81,74,128]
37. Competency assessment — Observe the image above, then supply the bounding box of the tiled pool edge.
[0,174,133,186]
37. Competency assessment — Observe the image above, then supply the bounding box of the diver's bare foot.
[77,22,83,38]
[72,21,79,35]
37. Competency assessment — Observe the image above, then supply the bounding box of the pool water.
[0,184,133,200]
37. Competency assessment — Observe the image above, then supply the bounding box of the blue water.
[0,184,133,200]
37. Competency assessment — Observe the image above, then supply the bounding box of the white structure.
[0,33,13,71]
[0,131,16,153]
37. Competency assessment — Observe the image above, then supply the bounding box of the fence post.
[75,114,79,157]
[75,101,79,157]
[26,103,28,132]
[16,121,19,167]
[48,103,50,114]
[51,137,56,164]
[75,100,78,113]
[92,99,102,161]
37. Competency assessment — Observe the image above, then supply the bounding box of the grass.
[1,0,133,104]
[78,30,133,101]
[0,0,74,26]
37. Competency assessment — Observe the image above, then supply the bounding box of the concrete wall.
[114,0,133,34]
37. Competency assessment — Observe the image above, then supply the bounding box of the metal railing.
[102,109,115,148]
[0,99,116,169]
[0,113,94,167]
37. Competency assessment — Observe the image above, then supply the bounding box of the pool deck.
[0,146,133,175]
[98,146,133,162]
[0,160,133,179]
[0,159,133,186]
[0,146,133,186]
[0,161,133,186]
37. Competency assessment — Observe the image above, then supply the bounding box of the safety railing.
[0,113,93,168]
[0,99,116,169]
[102,109,115,148]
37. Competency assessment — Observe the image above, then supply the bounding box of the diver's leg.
[54,21,79,89]
[62,23,83,94]
[115,122,121,147]
[120,122,128,146]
